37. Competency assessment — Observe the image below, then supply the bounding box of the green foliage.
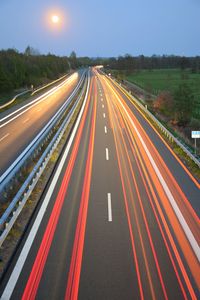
[0,48,70,95]
[69,51,78,69]
[123,69,200,119]
[154,91,174,116]
[126,69,200,95]
[106,54,200,72]
[174,83,194,124]
[189,118,200,129]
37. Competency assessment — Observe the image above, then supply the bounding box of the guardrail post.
[108,74,200,168]
[0,72,88,246]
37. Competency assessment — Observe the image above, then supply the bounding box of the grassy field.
[126,69,200,118]
[126,69,200,94]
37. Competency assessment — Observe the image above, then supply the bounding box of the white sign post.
[191,131,200,155]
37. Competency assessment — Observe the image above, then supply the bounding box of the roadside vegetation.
[0,48,69,101]
[0,83,87,275]
[126,69,200,120]
[1,49,199,152]
[0,48,95,106]
[104,54,200,154]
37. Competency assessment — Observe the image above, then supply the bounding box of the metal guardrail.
[0,74,70,111]
[31,74,68,96]
[0,73,89,246]
[0,90,31,110]
[124,79,156,101]
[109,76,200,168]
[0,72,85,193]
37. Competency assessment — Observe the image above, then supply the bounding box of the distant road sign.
[191,131,200,138]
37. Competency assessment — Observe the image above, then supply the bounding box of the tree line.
[102,55,200,125]
[0,47,106,96]
[104,54,200,73]
[1,48,200,100]
[0,48,91,95]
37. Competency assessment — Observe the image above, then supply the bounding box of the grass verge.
[0,84,86,277]
[115,81,200,181]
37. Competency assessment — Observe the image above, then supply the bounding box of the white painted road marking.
[0,75,91,300]
[106,148,109,160]
[0,133,10,142]
[107,80,200,262]
[22,118,30,124]
[104,126,107,134]
[0,74,85,185]
[102,104,104,108]
[0,73,79,129]
[107,193,112,222]
[103,113,106,118]
[101,98,103,102]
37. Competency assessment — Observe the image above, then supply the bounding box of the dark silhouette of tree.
[25,46,31,56]
[180,56,189,71]
[0,48,70,94]
[69,51,78,69]
[104,55,200,72]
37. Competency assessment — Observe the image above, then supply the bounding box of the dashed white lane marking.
[103,113,106,118]
[107,193,112,222]
[102,104,104,108]
[0,133,10,142]
[111,84,200,262]
[104,126,107,134]
[0,74,91,300]
[101,98,103,102]
[22,118,30,124]
[106,148,109,160]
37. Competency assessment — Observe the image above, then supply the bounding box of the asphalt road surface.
[0,68,199,299]
[0,71,82,177]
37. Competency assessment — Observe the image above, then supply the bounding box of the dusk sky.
[0,0,199,57]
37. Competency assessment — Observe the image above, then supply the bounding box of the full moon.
[51,15,60,23]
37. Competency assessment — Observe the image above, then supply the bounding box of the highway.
[0,71,83,178]
[0,68,199,299]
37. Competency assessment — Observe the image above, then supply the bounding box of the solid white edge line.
[1,74,91,300]
[106,148,109,160]
[107,193,112,222]
[0,133,10,142]
[0,74,73,123]
[0,73,77,128]
[105,79,200,262]
[0,74,85,184]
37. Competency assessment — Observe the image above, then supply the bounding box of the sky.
[0,0,199,57]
